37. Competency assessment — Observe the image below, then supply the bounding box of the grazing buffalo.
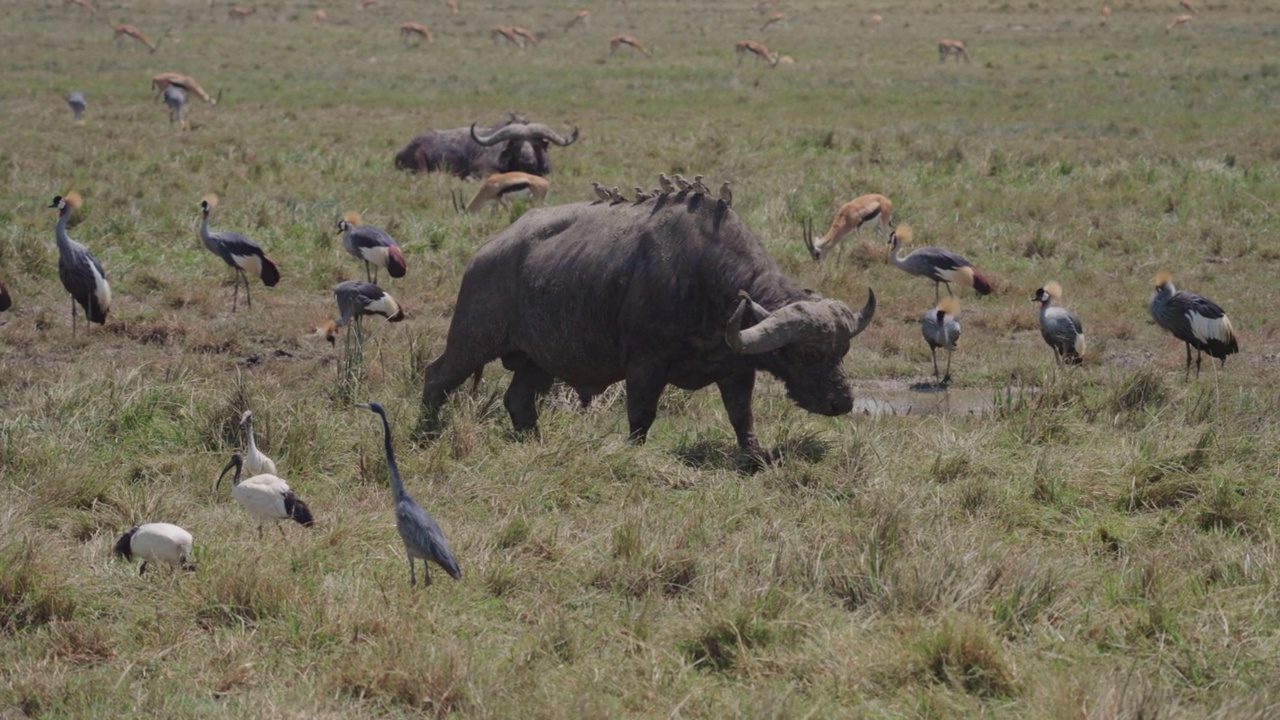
[421,194,875,449]
[394,115,579,179]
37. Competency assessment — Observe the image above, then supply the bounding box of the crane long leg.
[423,565,432,586]
[943,347,953,385]
[934,282,941,302]
[931,347,939,378]
[364,261,374,283]
[231,269,240,313]
[1185,342,1193,380]
[70,296,78,338]
[241,268,252,309]
[1195,348,1203,379]
[407,553,416,586]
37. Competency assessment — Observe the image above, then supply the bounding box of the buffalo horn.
[726,288,876,354]
[525,123,580,146]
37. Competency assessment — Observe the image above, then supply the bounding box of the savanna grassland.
[2,0,1280,716]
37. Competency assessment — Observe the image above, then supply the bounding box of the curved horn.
[840,288,876,339]
[802,218,819,261]
[726,288,876,355]
[524,123,579,146]
[470,122,526,146]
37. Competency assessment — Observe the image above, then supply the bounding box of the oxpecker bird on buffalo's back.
[421,193,875,450]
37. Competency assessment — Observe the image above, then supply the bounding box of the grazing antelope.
[445,0,458,13]
[314,9,326,25]
[400,22,433,45]
[805,193,893,261]
[227,6,255,21]
[1166,14,1192,32]
[760,12,786,31]
[564,9,589,31]
[1179,0,1198,14]
[152,72,219,105]
[466,172,549,213]
[114,24,158,53]
[610,35,651,57]
[64,0,96,13]
[736,40,779,67]
[1100,6,1111,27]
[938,39,970,63]
[867,14,884,30]
[510,26,538,47]
[358,0,377,9]
[491,25,521,47]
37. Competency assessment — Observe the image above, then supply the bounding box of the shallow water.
[850,380,1035,417]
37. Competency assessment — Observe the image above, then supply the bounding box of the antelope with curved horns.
[491,25,521,47]
[465,172,549,213]
[1166,14,1192,32]
[564,9,589,31]
[445,0,458,13]
[114,24,160,53]
[1179,0,1199,14]
[610,35,652,57]
[761,12,786,31]
[939,39,970,63]
[1100,6,1111,27]
[867,14,883,30]
[152,72,219,105]
[736,40,779,67]
[510,26,538,47]
[64,0,96,13]
[805,193,893,261]
[227,6,255,21]
[400,22,433,45]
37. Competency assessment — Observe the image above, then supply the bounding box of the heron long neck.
[375,411,408,501]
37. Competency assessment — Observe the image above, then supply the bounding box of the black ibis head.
[217,452,245,490]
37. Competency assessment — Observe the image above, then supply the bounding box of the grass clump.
[912,618,1018,699]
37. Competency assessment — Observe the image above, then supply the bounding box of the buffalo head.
[470,121,580,176]
[725,288,876,417]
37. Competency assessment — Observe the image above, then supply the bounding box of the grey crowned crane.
[888,225,992,300]
[114,523,195,575]
[320,280,404,348]
[218,452,315,539]
[336,212,406,283]
[199,195,280,311]
[921,297,961,384]
[239,410,276,477]
[163,85,188,130]
[67,91,86,125]
[357,402,461,586]
[1032,281,1085,373]
[49,193,111,336]
[0,280,11,312]
[805,193,893,261]
[1149,270,1238,378]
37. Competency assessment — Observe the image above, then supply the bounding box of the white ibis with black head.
[114,523,196,575]
[199,195,280,312]
[357,402,461,586]
[218,452,315,539]
[239,410,276,477]
[1149,270,1238,379]
[49,193,110,336]
[336,212,406,283]
[888,225,992,300]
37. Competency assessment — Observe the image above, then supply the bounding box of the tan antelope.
[804,194,894,261]
[510,26,538,47]
[867,14,883,30]
[465,172,549,213]
[151,72,219,105]
[564,9,589,31]
[1166,14,1192,32]
[445,0,458,13]
[400,22,433,44]
[754,0,780,13]
[227,6,255,21]
[114,24,158,53]
[938,39,970,63]
[358,0,378,10]
[736,40,779,67]
[314,9,326,26]
[491,25,521,47]
[760,12,786,31]
[1100,6,1111,27]
[1179,0,1199,14]
[64,0,96,13]
[609,35,651,57]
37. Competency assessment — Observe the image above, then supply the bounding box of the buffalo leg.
[716,374,760,450]
[421,351,493,433]
[624,368,667,445]
[504,365,553,435]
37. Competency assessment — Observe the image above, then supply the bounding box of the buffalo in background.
[394,114,579,179]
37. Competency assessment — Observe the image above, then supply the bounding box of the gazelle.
[510,26,538,47]
[1166,14,1192,32]
[804,193,894,261]
[609,35,651,57]
[736,40,779,67]
[314,9,326,25]
[465,172,549,213]
[491,25,521,47]
[227,6,255,21]
[1100,6,1111,27]
[64,0,96,13]
[867,14,883,30]
[151,72,219,105]
[938,39,970,63]
[1179,0,1198,14]
[760,12,786,31]
[358,0,377,10]
[564,9,589,31]
[114,24,159,53]
[400,22,433,44]
[445,0,458,13]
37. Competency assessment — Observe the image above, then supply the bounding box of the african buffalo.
[394,116,579,179]
[421,194,875,449]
